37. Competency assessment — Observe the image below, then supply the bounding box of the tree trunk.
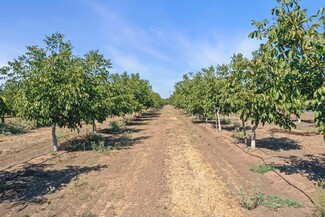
[1,116,4,124]
[251,124,258,149]
[205,117,208,123]
[241,117,247,144]
[216,109,221,131]
[92,122,97,133]
[52,124,59,151]
[296,115,301,123]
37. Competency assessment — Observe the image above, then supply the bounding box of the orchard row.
[170,0,324,147]
[0,33,164,150]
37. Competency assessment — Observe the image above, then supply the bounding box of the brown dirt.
[0,106,322,216]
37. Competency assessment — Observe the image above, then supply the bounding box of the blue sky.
[0,0,323,98]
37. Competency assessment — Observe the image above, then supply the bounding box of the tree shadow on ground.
[136,111,161,119]
[219,125,237,132]
[60,111,157,151]
[0,164,107,207]
[192,119,216,127]
[61,111,158,152]
[60,133,152,152]
[277,155,325,181]
[126,111,161,126]
[191,119,212,124]
[270,128,318,137]
[191,119,241,133]
[0,123,28,135]
[256,137,302,151]
[125,121,148,126]
[98,127,143,135]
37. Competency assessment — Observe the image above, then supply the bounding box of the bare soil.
[0,106,323,216]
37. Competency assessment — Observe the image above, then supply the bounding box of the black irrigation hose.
[220,134,316,206]
[179,111,317,206]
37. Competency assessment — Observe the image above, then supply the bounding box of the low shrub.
[109,120,125,133]
[231,128,246,140]
[112,131,132,148]
[220,118,231,125]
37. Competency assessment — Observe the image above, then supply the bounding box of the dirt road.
[0,106,313,216]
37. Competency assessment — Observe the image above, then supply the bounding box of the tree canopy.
[1,33,163,150]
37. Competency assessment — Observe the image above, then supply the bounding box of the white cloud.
[86,1,262,98]
[151,27,164,38]
[88,1,174,64]
[0,55,10,68]
[109,48,151,75]
[175,33,261,71]
[0,42,26,68]
[234,37,261,59]
[0,60,6,68]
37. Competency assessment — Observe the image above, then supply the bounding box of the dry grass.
[165,111,244,217]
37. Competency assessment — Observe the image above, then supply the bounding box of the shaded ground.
[0,111,167,217]
[0,106,322,216]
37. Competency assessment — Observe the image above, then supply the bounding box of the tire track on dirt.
[164,107,244,217]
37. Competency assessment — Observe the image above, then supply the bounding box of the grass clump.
[109,120,125,133]
[61,133,108,152]
[239,188,259,210]
[111,131,132,149]
[316,179,325,216]
[255,193,303,209]
[231,128,246,140]
[239,188,303,210]
[62,131,133,152]
[220,118,231,125]
[84,133,107,152]
[90,140,106,152]
[250,164,275,174]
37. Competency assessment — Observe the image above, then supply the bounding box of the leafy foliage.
[249,0,325,138]
[0,96,7,123]
[0,33,163,150]
[171,0,325,146]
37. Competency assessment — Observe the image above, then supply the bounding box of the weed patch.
[111,131,132,149]
[109,120,125,133]
[61,133,108,152]
[231,128,246,140]
[255,193,303,209]
[61,131,132,152]
[220,118,231,125]
[250,164,275,174]
[316,179,325,216]
[239,188,303,210]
